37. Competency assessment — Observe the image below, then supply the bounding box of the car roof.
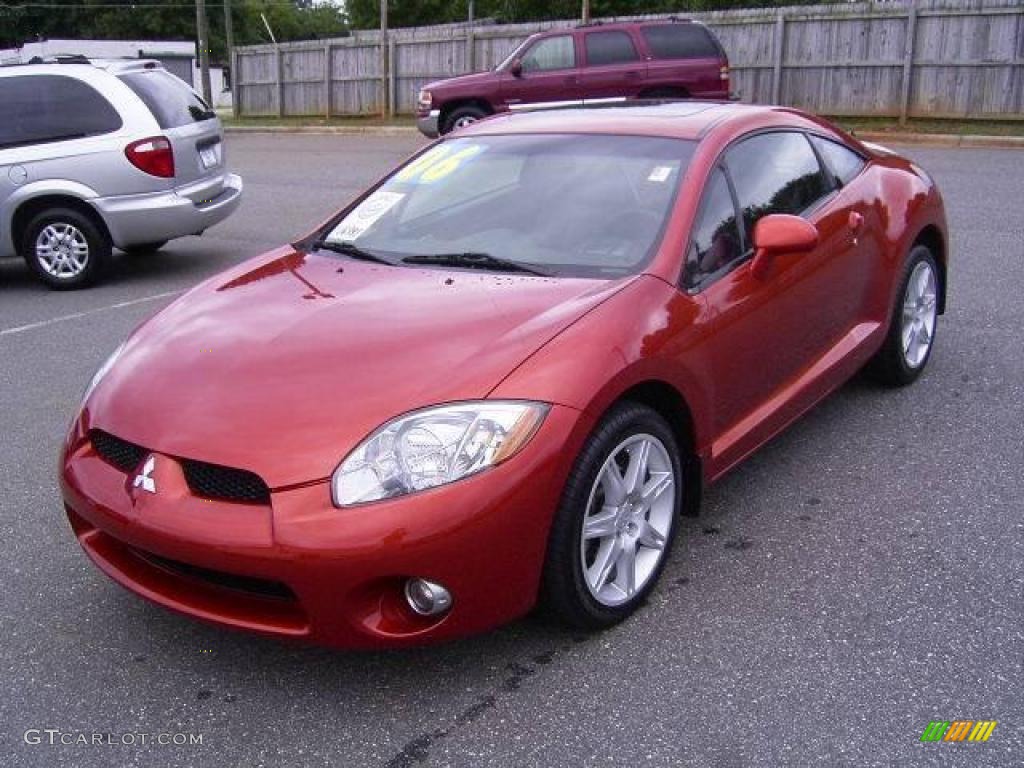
[0,58,166,76]
[457,101,844,144]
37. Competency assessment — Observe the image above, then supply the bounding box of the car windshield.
[321,133,695,278]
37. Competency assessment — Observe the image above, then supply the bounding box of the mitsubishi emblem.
[133,456,157,494]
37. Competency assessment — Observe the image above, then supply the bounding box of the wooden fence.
[233,0,1024,122]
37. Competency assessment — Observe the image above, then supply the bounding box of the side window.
[724,132,830,245]
[521,35,576,72]
[0,75,122,148]
[585,31,640,67]
[687,166,744,288]
[808,135,866,187]
[641,24,720,60]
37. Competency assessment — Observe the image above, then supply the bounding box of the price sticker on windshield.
[327,190,405,242]
[394,144,485,184]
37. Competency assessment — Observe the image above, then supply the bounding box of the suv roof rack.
[27,54,91,64]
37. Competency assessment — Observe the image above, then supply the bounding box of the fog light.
[404,577,452,616]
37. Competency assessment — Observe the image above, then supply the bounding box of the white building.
[0,39,232,108]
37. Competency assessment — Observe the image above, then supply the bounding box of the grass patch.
[833,116,1024,137]
[221,114,412,129]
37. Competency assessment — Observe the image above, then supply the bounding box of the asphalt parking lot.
[2,133,1022,767]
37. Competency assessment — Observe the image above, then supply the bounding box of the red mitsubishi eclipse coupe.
[61,102,948,648]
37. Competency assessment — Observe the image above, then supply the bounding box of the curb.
[224,124,421,136]
[854,131,1024,149]
[222,124,1024,148]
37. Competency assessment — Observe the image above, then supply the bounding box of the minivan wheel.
[21,207,110,290]
[866,244,939,386]
[121,241,168,256]
[442,105,487,134]
[540,402,683,630]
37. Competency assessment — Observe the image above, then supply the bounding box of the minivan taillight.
[720,64,730,82]
[125,136,175,178]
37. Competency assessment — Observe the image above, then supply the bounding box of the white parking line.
[0,290,180,337]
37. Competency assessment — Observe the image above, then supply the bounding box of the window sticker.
[647,165,673,183]
[326,190,405,242]
[395,144,486,184]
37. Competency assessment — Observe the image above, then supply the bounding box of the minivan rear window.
[0,74,122,148]
[118,70,215,129]
[641,24,720,59]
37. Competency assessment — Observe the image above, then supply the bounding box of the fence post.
[899,6,918,125]
[772,14,785,104]
[388,37,397,116]
[276,47,284,117]
[324,44,332,119]
[231,48,240,118]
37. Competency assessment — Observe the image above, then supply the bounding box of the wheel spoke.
[624,440,650,492]
[616,542,637,596]
[600,461,627,506]
[640,470,672,508]
[589,538,621,592]
[638,522,666,551]
[582,507,618,540]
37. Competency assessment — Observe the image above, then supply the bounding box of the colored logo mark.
[920,720,997,742]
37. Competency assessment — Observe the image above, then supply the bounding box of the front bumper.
[60,404,586,648]
[92,173,243,248]
[416,110,441,138]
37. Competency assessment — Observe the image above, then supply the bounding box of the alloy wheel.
[580,433,676,607]
[901,260,938,368]
[35,223,90,279]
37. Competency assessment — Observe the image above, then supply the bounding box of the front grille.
[182,459,271,505]
[90,429,271,505]
[91,430,145,472]
[132,548,294,600]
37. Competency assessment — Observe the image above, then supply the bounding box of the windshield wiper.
[311,240,394,265]
[402,252,551,276]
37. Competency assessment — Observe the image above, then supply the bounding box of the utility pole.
[380,0,389,117]
[581,0,590,24]
[195,0,212,105]
[224,0,235,113]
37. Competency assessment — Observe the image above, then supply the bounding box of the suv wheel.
[442,105,487,134]
[21,207,110,290]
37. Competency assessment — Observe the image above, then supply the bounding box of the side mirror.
[509,59,523,77]
[750,214,819,279]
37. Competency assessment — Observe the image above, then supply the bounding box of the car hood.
[426,70,499,94]
[87,247,629,488]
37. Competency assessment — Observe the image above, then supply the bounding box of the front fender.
[488,275,715,467]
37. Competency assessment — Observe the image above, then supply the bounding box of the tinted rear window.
[585,30,640,67]
[0,74,122,148]
[641,24,720,59]
[118,70,215,129]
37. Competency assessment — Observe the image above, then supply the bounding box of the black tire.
[121,240,168,256]
[540,401,686,630]
[866,244,940,386]
[441,105,487,135]
[638,87,690,100]
[20,207,110,290]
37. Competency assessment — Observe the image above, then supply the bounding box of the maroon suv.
[416,19,730,137]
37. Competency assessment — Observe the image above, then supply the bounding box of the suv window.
[0,74,122,149]
[808,135,866,187]
[118,70,215,129]
[585,30,640,67]
[724,132,830,244]
[521,35,576,72]
[687,166,744,288]
[641,24,720,59]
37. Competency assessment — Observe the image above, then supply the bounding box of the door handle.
[624,70,641,79]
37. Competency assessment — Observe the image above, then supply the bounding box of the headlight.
[418,89,432,109]
[332,400,548,506]
[81,343,124,405]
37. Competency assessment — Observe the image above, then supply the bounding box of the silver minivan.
[0,58,242,289]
